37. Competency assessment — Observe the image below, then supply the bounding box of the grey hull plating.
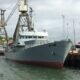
[5,40,72,68]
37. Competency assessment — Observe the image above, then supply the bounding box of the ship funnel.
[19,0,28,12]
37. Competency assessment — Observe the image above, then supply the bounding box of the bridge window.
[38,36,44,38]
[33,36,37,38]
[38,36,42,38]
[20,35,24,39]
[19,35,45,39]
[28,36,32,38]
[25,36,33,38]
[25,36,28,38]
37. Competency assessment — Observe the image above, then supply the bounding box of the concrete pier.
[64,48,80,68]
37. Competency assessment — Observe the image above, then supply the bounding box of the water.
[0,56,80,80]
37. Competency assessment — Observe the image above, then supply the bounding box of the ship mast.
[19,0,33,31]
[13,0,34,42]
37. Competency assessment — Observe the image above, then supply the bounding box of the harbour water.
[0,56,80,80]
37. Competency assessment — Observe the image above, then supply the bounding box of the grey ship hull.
[5,40,72,68]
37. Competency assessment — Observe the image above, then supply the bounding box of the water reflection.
[0,57,80,80]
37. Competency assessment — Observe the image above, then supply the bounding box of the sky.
[0,0,80,43]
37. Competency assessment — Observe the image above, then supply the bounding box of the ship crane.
[0,9,8,49]
[0,2,18,48]
[19,0,33,31]
[13,0,34,42]
[5,3,18,24]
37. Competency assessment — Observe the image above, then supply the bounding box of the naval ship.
[5,0,72,68]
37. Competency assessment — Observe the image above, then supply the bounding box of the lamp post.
[73,19,76,45]
[62,15,65,39]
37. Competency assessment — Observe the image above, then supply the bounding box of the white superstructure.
[17,27,48,46]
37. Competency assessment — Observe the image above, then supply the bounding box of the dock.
[64,48,80,68]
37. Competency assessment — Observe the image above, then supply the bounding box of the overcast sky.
[0,0,80,43]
